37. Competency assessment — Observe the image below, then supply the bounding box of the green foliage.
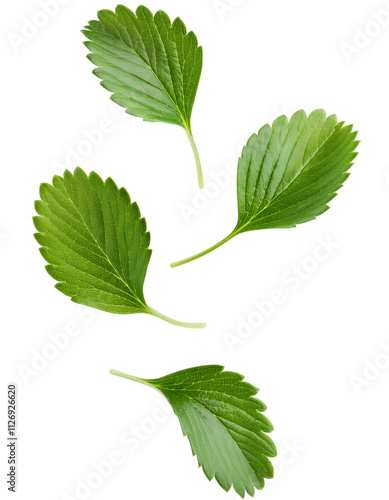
[34,168,205,328]
[171,109,359,267]
[111,365,276,497]
[83,5,204,186]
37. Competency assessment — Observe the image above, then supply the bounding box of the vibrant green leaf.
[82,5,204,187]
[111,365,276,497]
[33,167,205,328]
[171,109,359,267]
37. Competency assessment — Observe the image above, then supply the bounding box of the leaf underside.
[33,167,151,315]
[236,109,359,232]
[82,4,202,130]
[143,365,276,497]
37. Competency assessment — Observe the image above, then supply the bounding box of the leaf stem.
[185,130,204,189]
[148,306,206,329]
[110,370,156,390]
[170,230,237,268]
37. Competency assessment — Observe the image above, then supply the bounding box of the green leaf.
[110,365,276,497]
[171,109,359,267]
[33,167,205,328]
[82,5,204,187]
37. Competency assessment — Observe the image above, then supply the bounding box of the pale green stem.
[170,230,237,268]
[148,306,205,329]
[186,130,204,189]
[110,370,157,390]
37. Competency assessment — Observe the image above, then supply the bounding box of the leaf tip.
[135,4,153,19]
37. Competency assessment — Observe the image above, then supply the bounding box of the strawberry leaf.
[171,109,359,267]
[82,5,204,187]
[111,365,276,497]
[33,168,205,328]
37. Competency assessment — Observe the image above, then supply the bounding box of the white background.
[1,0,389,499]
